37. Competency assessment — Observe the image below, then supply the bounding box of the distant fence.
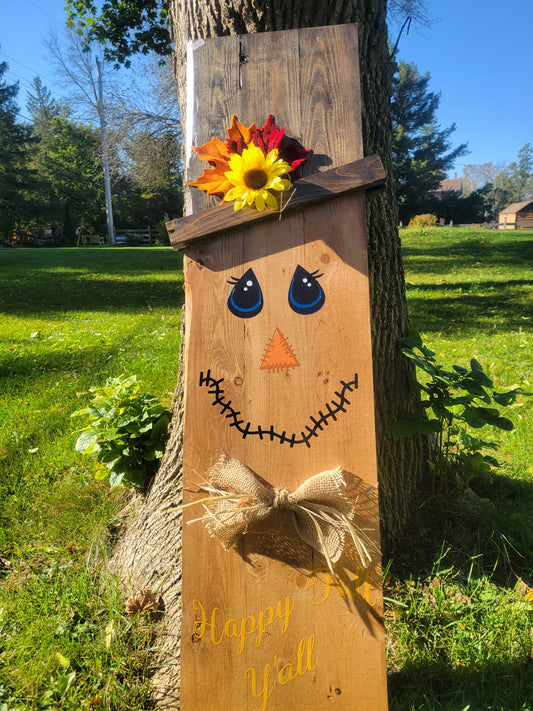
[77,227,155,247]
[115,228,155,244]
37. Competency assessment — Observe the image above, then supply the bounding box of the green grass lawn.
[388,227,533,711]
[0,233,531,710]
[1,247,183,709]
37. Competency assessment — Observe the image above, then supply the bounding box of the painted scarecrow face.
[198,256,359,450]
[186,198,373,483]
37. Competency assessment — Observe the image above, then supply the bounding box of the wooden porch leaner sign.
[167,24,389,709]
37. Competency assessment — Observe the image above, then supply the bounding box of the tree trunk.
[110,0,425,705]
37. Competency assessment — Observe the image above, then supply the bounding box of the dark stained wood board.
[167,155,385,249]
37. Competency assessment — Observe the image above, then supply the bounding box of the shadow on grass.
[388,657,533,711]
[393,471,533,586]
[0,247,185,316]
[0,340,136,380]
[402,237,533,276]
[406,284,532,334]
[388,473,533,709]
[1,274,185,315]
[402,236,533,334]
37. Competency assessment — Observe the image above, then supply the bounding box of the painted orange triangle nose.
[260,328,300,372]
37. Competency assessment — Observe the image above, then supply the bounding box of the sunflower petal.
[264,191,278,210]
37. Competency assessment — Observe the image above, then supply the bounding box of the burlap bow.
[186,454,377,569]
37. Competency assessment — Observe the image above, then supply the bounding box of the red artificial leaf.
[253,114,311,179]
[253,114,284,154]
[279,140,311,180]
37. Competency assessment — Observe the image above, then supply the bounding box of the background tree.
[392,60,468,223]
[0,57,35,242]
[26,77,103,240]
[66,0,427,702]
[462,144,533,219]
[45,33,183,235]
[104,54,183,232]
[111,131,183,235]
[494,143,533,207]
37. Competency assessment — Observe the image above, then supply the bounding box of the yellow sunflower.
[224,144,292,211]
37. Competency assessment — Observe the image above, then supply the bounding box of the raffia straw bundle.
[182,455,379,575]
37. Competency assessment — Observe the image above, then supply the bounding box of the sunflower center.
[244,168,268,190]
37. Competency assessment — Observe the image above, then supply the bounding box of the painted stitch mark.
[198,370,359,447]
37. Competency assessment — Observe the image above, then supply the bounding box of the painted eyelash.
[228,270,323,284]
[308,269,323,279]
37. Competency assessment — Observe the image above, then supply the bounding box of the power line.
[2,53,73,106]
[15,111,32,123]
[5,70,35,89]
[28,0,64,26]
[0,49,55,83]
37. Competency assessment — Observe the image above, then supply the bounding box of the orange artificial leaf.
[192,136,228,163]
[188,164,233,196]
[227,115,257,147]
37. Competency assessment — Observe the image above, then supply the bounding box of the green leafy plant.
[392,328,528,494]
[72,375,170,488]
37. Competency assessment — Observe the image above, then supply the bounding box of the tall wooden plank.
[299,25,363,170]
[180,24,388,710]
[185,35,241,213]
[182,196,387,709]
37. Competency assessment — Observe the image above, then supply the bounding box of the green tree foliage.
[66,0,171,66]
[0,58,35,241]
[44,29,183,235]
[463,144,533,219]
[392,60,468,223]
[492,143,533,210]
[112,129,183,229]
[26,77,103,240]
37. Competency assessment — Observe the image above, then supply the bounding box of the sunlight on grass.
[387,227,533,711]
[1,235,532,709]
[1,248,182,709]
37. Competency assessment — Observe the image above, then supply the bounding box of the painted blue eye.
[288,265,325,315]
[227,268,263,318]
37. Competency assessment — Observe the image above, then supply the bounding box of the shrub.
[72,375,171,489]
[407,214,437,229]
[392,328,529,494]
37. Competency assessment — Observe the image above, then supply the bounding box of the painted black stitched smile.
[198,370,358,448]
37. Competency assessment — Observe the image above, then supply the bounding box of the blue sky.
[1,0,531,177]
[394,0,532,176]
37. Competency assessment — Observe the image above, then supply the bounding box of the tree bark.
[111,0,425,705]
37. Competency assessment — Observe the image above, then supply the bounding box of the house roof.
[499,200,533,214]
[435,178,463,193]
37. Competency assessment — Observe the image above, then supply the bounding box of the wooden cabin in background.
[498,200,533,229]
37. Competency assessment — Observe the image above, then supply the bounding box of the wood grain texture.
[182,195,387,710]
[185,24,363,215]
[167,154,385,248]
[180,24,388,711]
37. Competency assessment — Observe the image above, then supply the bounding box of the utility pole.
[96,58,115,246]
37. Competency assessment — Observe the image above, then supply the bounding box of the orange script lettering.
[192,597,295,654]
[245,635,318,711]
[307,567,378,607]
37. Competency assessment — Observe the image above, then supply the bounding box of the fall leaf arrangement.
[189,115,310,212]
